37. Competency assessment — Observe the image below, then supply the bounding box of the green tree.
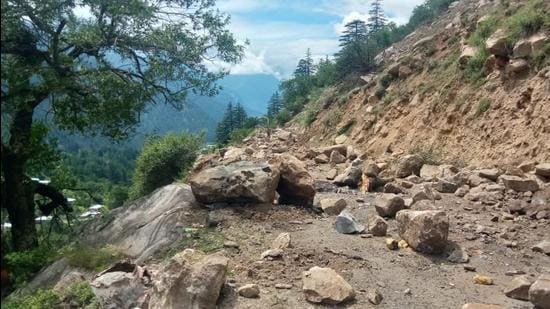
[368,0,387,33]
[130,133,203,199]
[232,102,248,129]
[1,0,243,250]
[294,48,315,76]
[267,92,282,118]
[339,20,369,47]
[216,102,234,144]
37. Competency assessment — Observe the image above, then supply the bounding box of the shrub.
[130,132,203,198]
[61,245,124,271]
[3,282,100,309]
[3,288,60,309]
[465,48,489,86]
[4,244,59,288]
[476,98,492,116]
[505,0,548,40]
[228,128,255,145]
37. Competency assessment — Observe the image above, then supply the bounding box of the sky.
[216,0,424,79]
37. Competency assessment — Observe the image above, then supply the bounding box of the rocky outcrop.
[190,161,280,204]
[396,210,449,254]
[149,250,229,309]
[302,266,355,304]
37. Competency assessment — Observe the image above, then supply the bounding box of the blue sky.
[216,0,424,78]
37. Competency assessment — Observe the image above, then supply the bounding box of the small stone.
[261,249,283,259]
[238,284,260,298]
[532,240,550,255]
[404,288,412,295]
[464,265,476,272]
[271,233,291,250]
[302,266,355,304]
[314,154,330,164]
[223,241,240,249]
[275,283,293,289]
[398,240,409,249]
[386,238,398,250]
[367,289,383,305]
[368,215,388,236]
[448,247,469,263]
[375,194,405,218]
[330,150,347,164]
[326,168,339,180]
[505,270,525,276]
[473,274,494,285]
[535,163,550,177]
[320,198,347,215]
[504,276,532,301]
[461,304,504,309]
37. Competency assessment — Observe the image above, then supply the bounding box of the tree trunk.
[3,108,38,251]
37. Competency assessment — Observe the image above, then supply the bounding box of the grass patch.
[322,109,343,129]
[476,98,492,116]
[61,245,124,272]
[181,227,225,254]
[228,128,255,145]
[504,0,549,40]
[410,145,443,165]
[3,282,99,309]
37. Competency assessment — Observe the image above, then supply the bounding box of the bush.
[4,244,59,288]
[228,128,255,145]
[130,132,203,198]
[476,98,492,116]
[505,0,548,40]
[3,288,60,309]
[3,282,99,309]
[61,245,124,271]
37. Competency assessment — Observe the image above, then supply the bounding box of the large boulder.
[320,198,347,215]
[499,175,539,192]
[330,150,347,164]
[319,145,347,157]
[83,184,206,262]
[529,275,550,309]
[504,275,532,301]
[375,194,405,218]
[91,263,149,309]
[302,266,355,304]
[272,154,315,206]
[459,45,478,66]
[395,155,424,178]
[190,161,280,204]
[149,250,229,309]
[396,210,449,254]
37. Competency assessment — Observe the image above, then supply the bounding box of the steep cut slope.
[294,0,549,167]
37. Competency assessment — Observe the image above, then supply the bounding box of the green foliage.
[61,245,124,271]
[468,16,500,48]
[476,98,492,116]
[216,102,254,145]
[322,110,343,128]
[130,133,203,198]
[533,42,550,70]
[3,289,60,309]
[3,282,99,309]
[228,128,255,145]
[4,244,59,287]
[504,0,549,40]
[464,49,490,86]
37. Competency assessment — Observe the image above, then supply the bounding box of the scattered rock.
[508,58,529,73]
[302,266,355,304]
[223,241,239,249]
[335,134,348,144]
[455,185,470,197]
[499,175,539,192]
[326,168,338,180]
[271,233,291,250]
[330,150,347,164]
[433,179,458,193]
[275,283,293,289]
[320,198,347,215]
[478,169,502,181]
[238,284,260,298]
[273,154,316,206]
[529,275,550,309]
[384,182,404,194]
[375,194,405,218]
[368,215,388,236]
[314,154,330,164]
[486,29,510,56]
[386,238,399,250]
[398,239,409,249]
[447,246,469,263]
[532,240,550,255]
[261,249,283,259]
[395,155,424,178]
[335,211,365,234]
[462,304,504,309]
[367,289,383,305]
[535,163,550,177]
[396,210,449,254]
[334,165,363,187]
[473,274,494,285]
[504,276,532,301]
[190,161,280,204]
[149,250,228,309]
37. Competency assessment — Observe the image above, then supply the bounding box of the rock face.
[396,210,449,254]
[529,275,550,309]
[499,175,539,192]
[504,275,532,301]
[149,250,229,309]
[190,161,280,204]
[335,211,365,234]
[83,184,204,262]
[395,155,424,178]
[320,198,347,215]
[302,266,355,304]
[375,194,405,218]
[273,154,315,206]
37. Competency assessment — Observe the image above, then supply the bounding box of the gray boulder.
[395,155,424,178]
[334,165,363,187]
[335,211,365,234]
[375,194,405,217]
[190,161,280,204]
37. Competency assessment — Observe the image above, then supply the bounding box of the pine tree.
[232,103,248,129]
[267,92,281,118]
[216,102,234,144]
[368,0,386,33]
[339,20,369,47]
[294,49,315,76]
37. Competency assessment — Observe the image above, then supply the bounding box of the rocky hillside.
[293,0,549,167]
